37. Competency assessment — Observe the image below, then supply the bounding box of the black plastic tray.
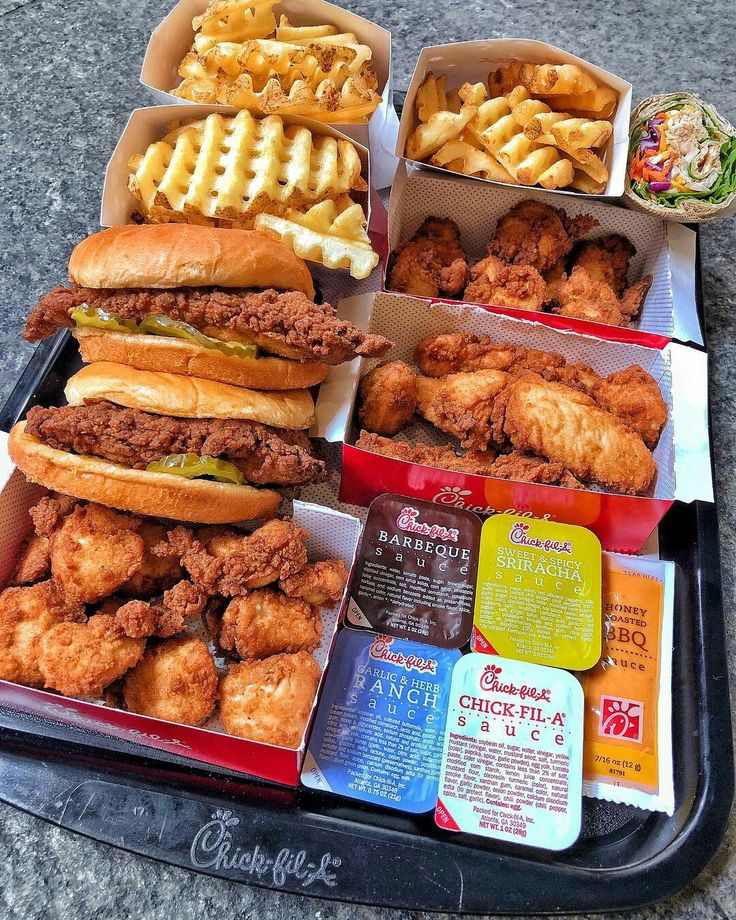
[0,232,733,914]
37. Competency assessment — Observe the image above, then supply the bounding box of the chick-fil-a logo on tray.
[396,506,459,542]
[369,636,438,675]
[479,664,551,703]
[509,521,572,555]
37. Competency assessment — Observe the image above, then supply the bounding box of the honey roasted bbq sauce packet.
[579,553,675,814]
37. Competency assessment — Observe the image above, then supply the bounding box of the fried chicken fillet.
[219,652,321,748]
[24,286,391,365]
[492,376,656,494]
[388,218,470,298]
[219,589,323,660]
[488,200,598,272]
[356,431,499,475]
[25,402,326,486]
[0,581,85,687]
[416,370,510,450]
[358,361,418,436]
[123,637,218,725]
[464,255,546,312]
[38,614,145,698]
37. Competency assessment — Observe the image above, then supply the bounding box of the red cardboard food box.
[325,293,712,553]
[0,445,362,786]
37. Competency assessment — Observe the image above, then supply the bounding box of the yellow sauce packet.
[472,514,602,670]
[578,553,675,814]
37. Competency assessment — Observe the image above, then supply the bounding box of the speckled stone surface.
[0,1,734,918]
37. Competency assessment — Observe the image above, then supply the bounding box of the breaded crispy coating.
[121,521,183,597]
[358,361,418,436]
[0,581,85,687]
[29,493,79,537]
[388,218,469,299]
[356,431,499,475]
[123,637,218,725]
[414,333,522,377]
[9,534,50,585]
[489,451,583,489]
[279,560,349,608]
[219,652,321,748]
[464,255,546,312]
[115,580,207,639]
[39,614,145,698]
[219,590,323,659]
[416,370,510,450]
[592,366,668,449]
[572,234,636,296]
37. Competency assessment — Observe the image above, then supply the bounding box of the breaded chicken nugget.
[358,361,418,436]
[123,637,218,725]
[279,560,349,607]
[0,581,85,687]
[9,534,51,585]
[219,590,323,659]
[50,504,144,604]
[121,521,182,597]
[219,652,321,748]
[39,614,145,698]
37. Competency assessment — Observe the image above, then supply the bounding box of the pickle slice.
[138,315,258,359]
[70,303,141,334]
[146,453,245,485]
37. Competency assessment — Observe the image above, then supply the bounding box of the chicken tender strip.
[0,581,85,687]
[417,370,511,451]
[114,580,208,639]
[219,652,321,748]
[26,402,326,486]
[123,637,218,726]
[39,614,145,698]
[279,560,349,607]
[356,431,499,475]
[219,589,323,660]
[414,333,522,377]
[492,377,656,495]
[358,361,418,436]
[24,286,392,365]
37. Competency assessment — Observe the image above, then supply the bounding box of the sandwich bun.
[65,362,316,430]
[68,224,315,299]
[8,422,281,524]
[73,327,329,391]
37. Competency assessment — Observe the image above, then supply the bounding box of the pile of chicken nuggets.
[0,494,347,748]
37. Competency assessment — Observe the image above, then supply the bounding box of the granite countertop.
[1,0,734,917]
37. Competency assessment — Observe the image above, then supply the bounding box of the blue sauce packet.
[302,629,460,812]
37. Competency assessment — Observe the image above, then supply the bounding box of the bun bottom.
[8,423,281,524]
[74,329,329,391]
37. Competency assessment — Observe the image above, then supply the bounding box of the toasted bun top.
[65,362,316,430]
[68,224,315,298]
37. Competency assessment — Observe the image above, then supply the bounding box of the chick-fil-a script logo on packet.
[396,506,459,542]
[509,521,573,555]
[368,635,439,674]
[478,663,552,702]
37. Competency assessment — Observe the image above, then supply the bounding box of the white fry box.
[387,163,702,346]
[99,103,385,307]
[140,0,398,187]
[396,39,633,198]
[0,433,362,786]
[316,292,713,553]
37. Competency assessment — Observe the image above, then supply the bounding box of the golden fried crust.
[358,361,418,436]
[219,590,323,659]
[464,255,546,312]
[0,581,85,687]
[494,377,656,495]
[121,521,182,597]
[9,534,51,585]
[416,370,510,450]
[50,504,145,604]
[553,266,625,326]
[592,366,668,449]
[355,431,499,475]
[279,560,349,607]
[123,637,218,726]
[489,200,597,272]
[414,333,521,377]
[219,652,321,748]
[39,614,145,698]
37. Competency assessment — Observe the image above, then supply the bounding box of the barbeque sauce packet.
[435,653,584,850]
[346,494,480,648]
[472,514,602,670]
[578,553,675,814]
[302,629,460,812]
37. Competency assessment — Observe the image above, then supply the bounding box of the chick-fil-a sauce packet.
[435,654,584,850]
[302,630,460,812]
[472,514,602,670]
[578,553,675,814]
[346,494,480,648]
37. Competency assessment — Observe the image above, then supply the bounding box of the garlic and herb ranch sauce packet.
[302,629,460,812]
[472,514,602,670]
[579,553,675,814]
[347,494,480,648]
[436,654,584,850]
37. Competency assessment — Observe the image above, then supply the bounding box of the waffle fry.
[431,140,517,182]
[128,111,367,228]
[406,102,477,161]
[193,0,279,53]
[255,200,379,279]
[540,86,618,117]
[523,112,612,148]
[491,62,597,97]
[416,73,447,122]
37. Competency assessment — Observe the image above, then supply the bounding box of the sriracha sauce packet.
[302,629,460,812]
[347,494,480,648]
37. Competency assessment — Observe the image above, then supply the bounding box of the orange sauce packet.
[578,553,675,814]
